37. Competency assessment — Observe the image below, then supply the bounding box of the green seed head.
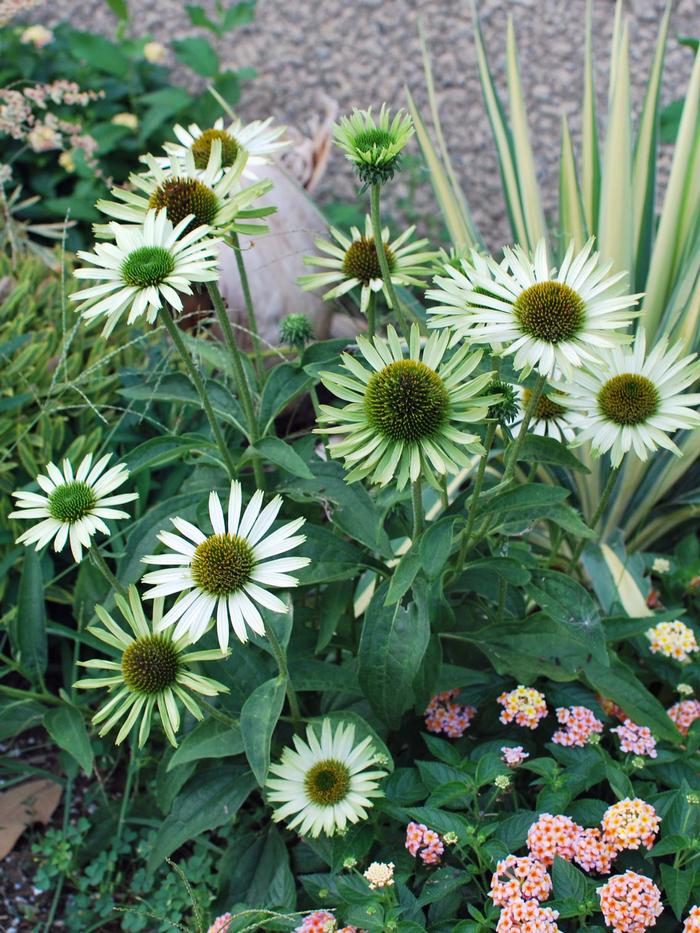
[190,533,255,597]
[121,634,180,694]
[121,245,175,288]
[304,758,351,806]
[148,177,218,229]
[352,127,395,154]
[191,128,239,170]
[514,281,585,344]
[48,481,97,524]
[365,359,449,443]
[342,237,394,285]
[598,373,659,425]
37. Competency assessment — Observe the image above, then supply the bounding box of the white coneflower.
[556,330,700,466]
[72,209,220,335]
[163,116,288,178]
[316,324,494,489]
[74,585,227,747]
[141,481,309,651]
[427,238,641,379]
[10,453,137,562]
[299,215,437,314]
[95,142,272,237]
[267,718,388,837]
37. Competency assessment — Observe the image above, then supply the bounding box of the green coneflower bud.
[333,104,414,189]
[484,379,518,425]
[279,313,314,348]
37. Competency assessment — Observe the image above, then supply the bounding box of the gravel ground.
[35,0,698,247]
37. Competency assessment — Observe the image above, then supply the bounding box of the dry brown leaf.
[0,778,62,859]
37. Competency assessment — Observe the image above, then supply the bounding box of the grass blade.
[582,0,600,235]
[558,115,586,256]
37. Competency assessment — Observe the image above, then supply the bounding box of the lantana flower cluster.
[668,699,700,736]
[424,689,477,738]
[646,619,699,662]
[684,906,700,932]
[405,821,445,864]
[601,798,660,852]
[552,705,604,747]
[294,911,365,933]
[597,871,663,933]
[498,686,548,729]
[527,814,582,865]
[501,745,529,767]
[611,719,658,758]
[489,855,553,906]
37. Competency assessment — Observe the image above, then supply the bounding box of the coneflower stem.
[89,547,127,598]
[230,231,264,382]
[454,420,497,576]
[568,465,620,570]
[370,182,409,342]
[501,374,546,483]
[266,623,302,729]
[411,479,424,538]
[159,306,237,480]
[206,282,265,489]
[366,291,376,338]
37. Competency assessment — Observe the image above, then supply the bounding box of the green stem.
[89,547,127,598]
[369,183,409,341]
[453,421,497,576]
[230,231,264,383]
[366,290,376,338]
[0,683,61,704]
[497,576,508,621]
[198,698,238,728]
[266,624,301,729]
[159,306,237,479]
[411,479,424,539]
[116,746,137,848]
[43,776,72,933]
[502,373,547,484]
[568,465,620,569]
[206,282,265,489]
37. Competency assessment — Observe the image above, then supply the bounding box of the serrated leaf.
[146,764,255,874]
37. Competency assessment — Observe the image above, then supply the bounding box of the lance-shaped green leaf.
[240,676,286,786]
[581,0,600,235]
[559,115,586,255]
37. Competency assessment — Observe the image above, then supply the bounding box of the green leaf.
[552,857,588,903]
[249,436,313,479]
[120,375,246,435]
[171,36,219,77]
[222,1,256,30]
[517,434,589,472]
[291,659,361,694]
[44,705,93,775]
[659,863,695,919]
[385,549,421,605]
[105,0,129,19]
[224,826,295,911]
[526,570,601,628]
[420,519,455,578]
[476,483,569,519]
[123,434,214,474]
[16,548,47,682]
[240,677,286,786]
[463,557,531,587]
[298,524,374,584]
[147,764,255,874]
[358,583,430,728]
[167,718,243,770]
[185,3,218,31]
[69,31,130,76]
[260,364,313,433]
[584,660,680,744]
[0,698,47,742]
[139,87,192,139]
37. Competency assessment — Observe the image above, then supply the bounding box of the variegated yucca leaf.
[410,0,700,549]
